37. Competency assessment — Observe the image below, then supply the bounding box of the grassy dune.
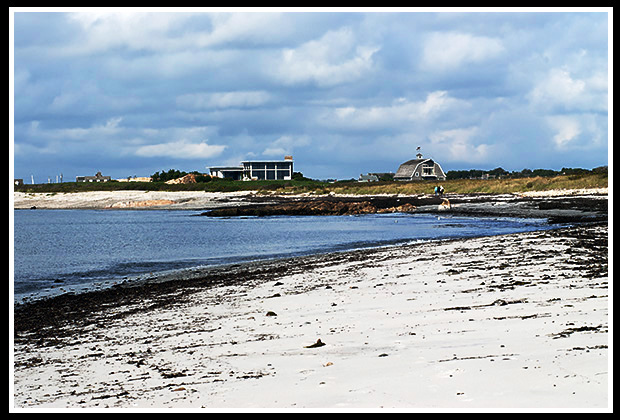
[325,173,608,196]
[265,173,608,196]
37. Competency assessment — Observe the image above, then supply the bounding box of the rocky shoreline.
[201,195,422,217]
[201,192,608,224]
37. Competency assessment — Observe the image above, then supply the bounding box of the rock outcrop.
[165,174,205,184]
[204,199,417,217]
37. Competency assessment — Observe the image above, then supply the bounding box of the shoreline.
[198,192,608,224]
[13,189,608,225]
[13,188,608,211]
[12,221,610,409]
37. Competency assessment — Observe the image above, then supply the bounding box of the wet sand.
[11,191,610,410]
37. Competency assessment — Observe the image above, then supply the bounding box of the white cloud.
[62,12,293,56]
[196,13,290,47]
[274,27,379,87]
[418,91,456,117]
[422,31,504,70]
[43,117,124,140]
[546,115,581,149]
[321,91,466,130]
[65,12,189,54]
[262,135,310,157]
[134,140,226,159]
[528,68,607,112]
[428,126,491,163]
[176,91,271,110]
[529,68,584,106]
[16,117,126,157]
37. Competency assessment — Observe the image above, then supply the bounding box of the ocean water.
[12,209,555,302]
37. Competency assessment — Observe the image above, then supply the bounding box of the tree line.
[445,166,607,180]
[151,166,608,183]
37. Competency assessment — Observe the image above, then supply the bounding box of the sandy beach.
[13,190,260,210]
[12,212,610,410]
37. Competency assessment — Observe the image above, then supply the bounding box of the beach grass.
[272,173,608,196]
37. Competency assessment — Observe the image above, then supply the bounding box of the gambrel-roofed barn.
[394,154,446,181]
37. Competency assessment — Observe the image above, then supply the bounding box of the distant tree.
[377,173,395,182]
[151,169,187,182]
[561,167,590,176]
[531,169,559,177]
[511,168,533,178]
[446,170,470,180]
[292,171,311,181]
[487,167,510,178]
[447,166,603,180]
[446,169,485,180]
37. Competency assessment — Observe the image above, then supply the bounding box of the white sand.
[12,225,610,411]
[13,190,257,210]
[518,188,608,197]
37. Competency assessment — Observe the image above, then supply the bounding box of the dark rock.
[304,339,326,348]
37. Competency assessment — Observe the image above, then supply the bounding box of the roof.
[394,158,431,179]
[209,166,243,170]
[241,159,293,163]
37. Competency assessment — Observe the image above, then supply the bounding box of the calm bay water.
[13,209,555,302]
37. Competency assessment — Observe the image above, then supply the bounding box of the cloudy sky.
[11,8,610,182]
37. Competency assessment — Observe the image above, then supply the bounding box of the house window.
[242,160,293,181]
[422,165,435,176]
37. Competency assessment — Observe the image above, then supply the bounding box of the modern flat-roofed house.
[209,166,244,180]
[242,155,293,181]
[76,171,111,182]
[210,155,294,181]
[394,153,446,181]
